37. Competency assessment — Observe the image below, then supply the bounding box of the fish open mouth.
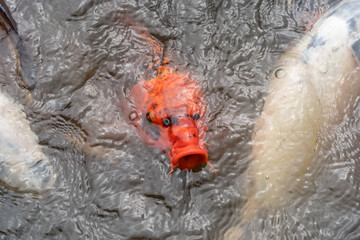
[171,146,208,170]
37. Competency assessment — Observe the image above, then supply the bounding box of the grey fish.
[0,0,56,192]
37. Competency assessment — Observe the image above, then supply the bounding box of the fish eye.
[146,111,156,123]
[162,118,171,127]
[192,113,200,121]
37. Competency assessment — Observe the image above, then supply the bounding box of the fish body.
[224,1,360,237]
[129,58,212,175]
[0,90,56,191]
[0,0,55,192]
[250,0,360,210]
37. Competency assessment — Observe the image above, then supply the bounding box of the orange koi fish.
[125,28,214,176]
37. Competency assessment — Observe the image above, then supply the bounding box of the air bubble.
[274,68,286,79]
[225,67,234,76]
[129,111,138,121]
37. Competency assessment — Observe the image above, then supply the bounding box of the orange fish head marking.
[130,71,210,174]
[147,104,208,171]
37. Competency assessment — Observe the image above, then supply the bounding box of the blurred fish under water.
[225,0,360,238]
[0,0,55,192]
[121,25,215,176]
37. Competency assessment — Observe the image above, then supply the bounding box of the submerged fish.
[0,0,56,192]
[245,0,360,219]
[126,33,214,175]
[225,0,360,238]
[0,90,56,192]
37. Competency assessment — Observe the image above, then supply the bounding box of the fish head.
[166,105,208,171]
[129,68,210,173]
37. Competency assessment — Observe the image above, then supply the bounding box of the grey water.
[1,0,359,239]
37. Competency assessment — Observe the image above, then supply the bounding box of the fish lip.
[171,146,208,170]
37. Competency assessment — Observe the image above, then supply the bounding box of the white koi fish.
[0,90,56,192]
[250,0,360,210]
[0,0,56,192]
[225,0,360,238]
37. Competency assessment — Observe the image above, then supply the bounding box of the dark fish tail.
[0,0,18,34]
[0,0,37,90]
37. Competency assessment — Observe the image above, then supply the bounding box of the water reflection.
[0,0,359,239]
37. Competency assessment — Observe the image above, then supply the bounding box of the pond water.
[1,0,360,239]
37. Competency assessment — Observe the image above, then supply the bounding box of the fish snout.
[169,126,208,170]
[171,145,208,171]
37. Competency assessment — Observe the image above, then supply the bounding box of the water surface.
[1,0,359,239]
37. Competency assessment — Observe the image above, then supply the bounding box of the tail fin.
[0,0,18,34]
[0,0,37,90]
